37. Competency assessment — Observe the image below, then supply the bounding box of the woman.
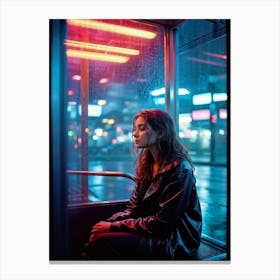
[83,109,202,260]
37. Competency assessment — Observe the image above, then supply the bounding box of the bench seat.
[67,201,228,261]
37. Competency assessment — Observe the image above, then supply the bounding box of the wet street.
[68,158,228,245]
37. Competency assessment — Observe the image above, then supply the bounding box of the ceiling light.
[67,19,157,39]
[66,49,129,63]
[65,39,140,55]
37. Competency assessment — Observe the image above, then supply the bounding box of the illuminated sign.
[193,92,227,105]
[219,109,227,119]
[151,87,190,96]
[192,109,210,120]
[193,93,212,105]
[78,104,102,117]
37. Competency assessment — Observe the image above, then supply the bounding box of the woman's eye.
[139,126,146,131]
[133,125,146,132]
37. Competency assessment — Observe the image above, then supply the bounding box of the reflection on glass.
[65,19,165,203]
[177,20,228,165]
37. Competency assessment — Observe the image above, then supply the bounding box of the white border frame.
[1,1,279,279]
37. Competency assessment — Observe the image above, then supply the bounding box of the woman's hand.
[88,221,111,243]
[91,221,111,234]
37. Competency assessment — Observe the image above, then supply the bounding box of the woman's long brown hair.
[133,109,193,185]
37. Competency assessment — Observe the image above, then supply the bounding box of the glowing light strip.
[65,39,139,55]
[203,52,227,60]
[67,19,157,39]
[66,49,129,63]
[187,57,226,67]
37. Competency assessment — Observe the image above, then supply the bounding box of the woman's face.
[132,116,158,149]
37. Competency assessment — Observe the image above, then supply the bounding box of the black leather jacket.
[107,157,202,259]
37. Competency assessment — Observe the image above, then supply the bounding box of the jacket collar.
[158,158,181,174]
[142,158,182,201]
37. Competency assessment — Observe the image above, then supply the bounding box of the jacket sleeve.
[106,182,143,222]
[109,164,196,236]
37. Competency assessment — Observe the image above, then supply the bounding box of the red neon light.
[65,39,140,56]
[211,114,217,123]
[67,19,157,39]
[68,90,75,96]
[203,52,227,60]
[66,49,129,63]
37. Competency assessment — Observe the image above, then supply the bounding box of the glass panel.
[65,20,165,204]
[177,19,228,164]
[177,19,229,245]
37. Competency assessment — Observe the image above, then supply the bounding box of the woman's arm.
[105,181,143,222]
[109,165,196,236]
